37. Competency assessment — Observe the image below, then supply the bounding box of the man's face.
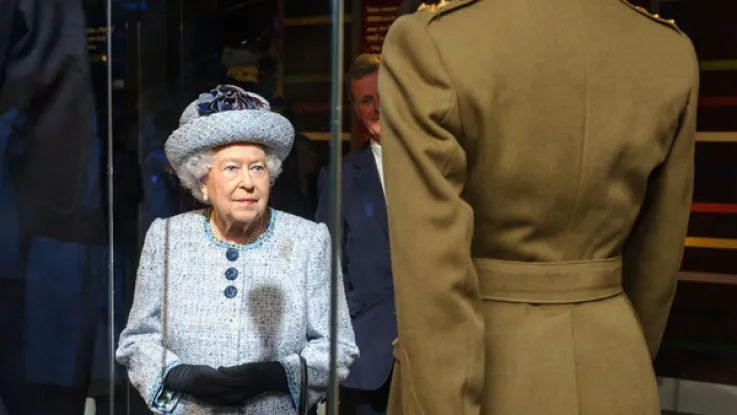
[350,71,380,140]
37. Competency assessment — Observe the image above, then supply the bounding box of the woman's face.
[201,143,270,225]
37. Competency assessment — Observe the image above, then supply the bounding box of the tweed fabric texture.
[116,209,358,414]
[165,89,294,170]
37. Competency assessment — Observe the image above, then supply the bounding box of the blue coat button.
[225,268,238,281]
[226,248,239,261]
[224,286,238,298]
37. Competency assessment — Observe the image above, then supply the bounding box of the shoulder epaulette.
[416,0,479,22]
[619,0,683,34]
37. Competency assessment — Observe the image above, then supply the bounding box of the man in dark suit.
[316,54,395,415]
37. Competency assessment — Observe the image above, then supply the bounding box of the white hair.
[174,148,283,204]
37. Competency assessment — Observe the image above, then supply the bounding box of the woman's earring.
[203,194,209,202]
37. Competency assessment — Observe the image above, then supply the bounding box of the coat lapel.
[351,144,389,237]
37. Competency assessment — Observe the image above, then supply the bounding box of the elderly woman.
[116,85,358,415]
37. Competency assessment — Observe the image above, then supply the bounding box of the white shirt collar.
[369,139,385,195]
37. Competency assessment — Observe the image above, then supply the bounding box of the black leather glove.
[217,361,290,402]
[164,364,247,406]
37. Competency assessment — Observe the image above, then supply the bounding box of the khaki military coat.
[378,0,698,414]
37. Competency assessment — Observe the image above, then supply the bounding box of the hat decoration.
[166,84,294,170]
[197,85,268,116]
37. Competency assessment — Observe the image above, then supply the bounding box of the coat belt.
[474,257,623,304]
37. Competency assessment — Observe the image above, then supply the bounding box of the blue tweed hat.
[165,85,294,170]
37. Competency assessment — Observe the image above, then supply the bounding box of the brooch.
[279,238,294,260]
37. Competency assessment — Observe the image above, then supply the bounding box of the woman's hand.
[217,361,290,400]
[164,364,249,406]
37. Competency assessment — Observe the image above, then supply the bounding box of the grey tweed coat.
[116,209,359,415]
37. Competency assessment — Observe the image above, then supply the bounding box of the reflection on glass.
[0,1,109,415]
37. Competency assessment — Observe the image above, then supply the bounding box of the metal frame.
[105,1,116,414]
[327,0,345,413]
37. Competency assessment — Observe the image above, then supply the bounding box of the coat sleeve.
[622,45,698,359]
[278,223,359,411]
[116,218,183,414]
[378,15,484,415]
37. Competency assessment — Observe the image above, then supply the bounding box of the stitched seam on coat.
[561,14,590,256]
[425,15,463,167]
[426,20,477,415]
[568,310,581,415]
